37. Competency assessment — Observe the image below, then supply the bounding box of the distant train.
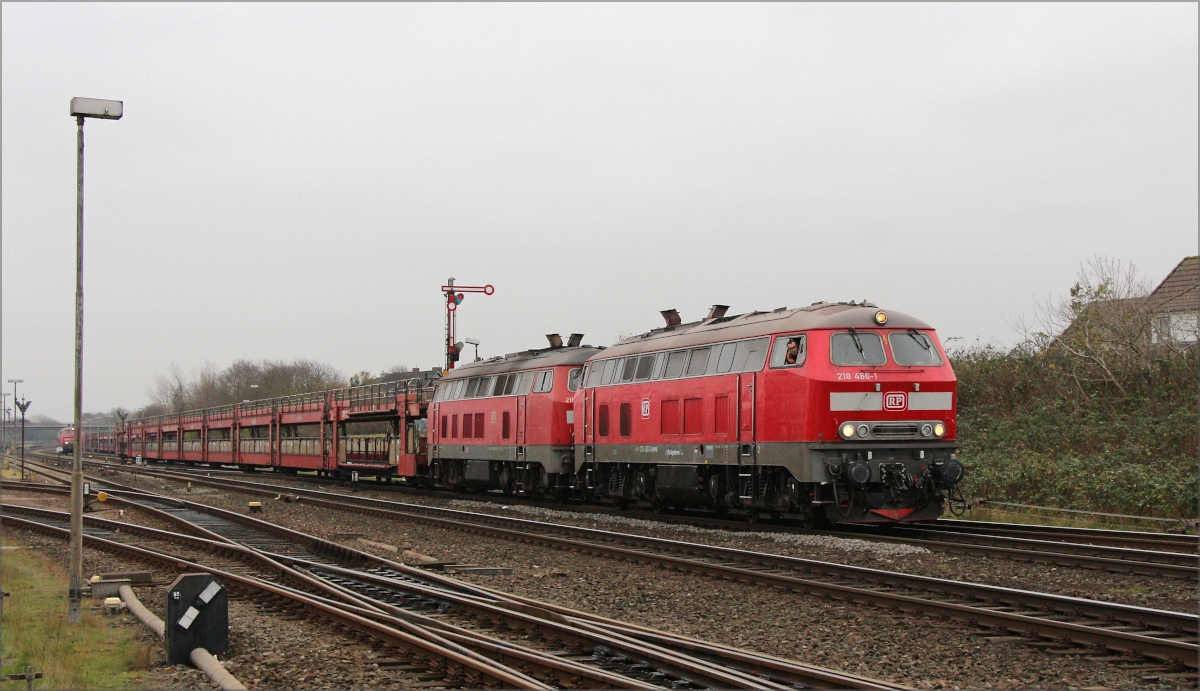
[58,426,75,454]
[92,301,964,524]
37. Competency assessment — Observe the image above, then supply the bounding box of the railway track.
[22,454,1197,672]
[54,451,1200,579]
[920,519,1198,553]
[3,462,907,690]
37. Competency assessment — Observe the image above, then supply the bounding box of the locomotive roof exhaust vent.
[567,333,584,347]
[706,304,729,320]
[660,309,682,327]
[546,333,564,348]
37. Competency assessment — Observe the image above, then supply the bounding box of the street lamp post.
[67,96,122,624]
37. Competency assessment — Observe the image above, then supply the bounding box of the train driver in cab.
[784,337,803,365]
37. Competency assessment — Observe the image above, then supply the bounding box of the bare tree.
[1009,256,1189,401]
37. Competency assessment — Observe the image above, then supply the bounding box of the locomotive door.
[737,373,756,446]
[516,396,527,445]
[736,373,757,502]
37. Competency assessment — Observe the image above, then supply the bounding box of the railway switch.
[165,573,228,665]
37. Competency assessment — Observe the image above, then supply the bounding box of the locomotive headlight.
[856,424,870,438]
[874,311,888,325]
[933,423,946,438]
[920,424,933,437]
[840,423,856,440]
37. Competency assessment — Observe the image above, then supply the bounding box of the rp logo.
[884,392,907,411]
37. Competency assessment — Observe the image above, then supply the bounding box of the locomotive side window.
[663,351,688,379]
[620,357,638,383]
[568,368,582,391]
[729,337,768,372]
[465,378,482,398]
[488,375,506,397]
[716,343,738,373]
[650,352,667,379]
[601,359,619,385]
[769,334,807,368]
[888,331,943,366]
[830,331,887,366]
[686,347,711,376]
[585,362,606,387]
[619,402,632,436]
[634,355,655,381]
[516,371,535,395]
[503,373,519,395]
[598,404,610,437]
[534,369,555,393]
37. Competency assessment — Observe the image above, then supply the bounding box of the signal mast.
[441,278,494,371]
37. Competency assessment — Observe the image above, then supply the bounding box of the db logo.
[641,398,651,419]
[884,392,907,411]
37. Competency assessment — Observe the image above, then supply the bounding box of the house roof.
[1150,256,1199,314]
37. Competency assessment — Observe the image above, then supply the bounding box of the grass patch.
[1,537,155,689]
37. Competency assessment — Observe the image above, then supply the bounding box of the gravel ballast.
[86,469,1197,689]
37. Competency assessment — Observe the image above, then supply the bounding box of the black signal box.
[164,573,228,665]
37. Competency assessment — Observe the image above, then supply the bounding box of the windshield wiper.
[848,327,865,355]
[907,328,933,351]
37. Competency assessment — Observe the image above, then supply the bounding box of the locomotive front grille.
[871,423,920,439]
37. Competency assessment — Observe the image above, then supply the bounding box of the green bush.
[951,342,1197,519]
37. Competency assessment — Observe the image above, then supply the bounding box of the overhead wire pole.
[68,96,122,624]
[441,279,494,371]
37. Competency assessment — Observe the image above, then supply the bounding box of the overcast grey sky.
[3,3,1196,420]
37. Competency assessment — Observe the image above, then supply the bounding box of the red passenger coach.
[573,302,963,523]
[428,334,601,493]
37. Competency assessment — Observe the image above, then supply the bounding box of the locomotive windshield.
[888,330,943,366]
[830,331,886,366]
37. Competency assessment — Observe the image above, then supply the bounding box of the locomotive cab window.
[888,331,943,366]
[830,331,887,366]
[567,368,583,391]
[769,334,807,368]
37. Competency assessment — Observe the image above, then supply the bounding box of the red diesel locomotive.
[571,302,962,523]
[98,300,962,524]
[58,426,75,454]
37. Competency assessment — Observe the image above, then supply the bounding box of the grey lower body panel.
[429,444,572,474]
[574,440,960,483]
